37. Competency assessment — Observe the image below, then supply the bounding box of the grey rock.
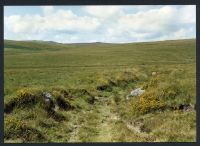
[126,88,145,100]
[43,92,52,99]
[130,88,145,97]
[43,92,55,109]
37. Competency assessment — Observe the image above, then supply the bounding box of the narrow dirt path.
[68,96,121,142]
[93,97,120,142]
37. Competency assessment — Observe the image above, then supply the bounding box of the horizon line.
[4,38,196,45]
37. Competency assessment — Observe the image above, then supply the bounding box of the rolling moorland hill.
[4,39,196,142]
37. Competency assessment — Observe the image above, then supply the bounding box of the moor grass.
[4,39,196,142]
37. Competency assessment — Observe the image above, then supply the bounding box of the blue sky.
[4,5,196,43]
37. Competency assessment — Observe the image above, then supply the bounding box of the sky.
[4,5,196,43]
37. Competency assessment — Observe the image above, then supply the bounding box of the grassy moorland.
[4,39,196,142]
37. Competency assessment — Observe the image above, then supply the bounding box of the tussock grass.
[4,117,46,142]
[96,71,138,92]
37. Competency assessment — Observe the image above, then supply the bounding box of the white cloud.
[121,6,177,32]
[84,6,123,19]
[4,5,196,43]
[41,6,54,15]
[5,6,100,35]
[173,28,188,38]
[178,5,196,24]
[104,5,196,42]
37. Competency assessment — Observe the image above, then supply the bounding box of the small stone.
[43,92,52,99]
[94,96,100,100]
[126,95,130,100]
[152,72,157,76]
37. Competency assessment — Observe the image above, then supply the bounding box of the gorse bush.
[4,88,43,113]
[16,88,46,106]
[130,92,166,116]
[140,69,195,109]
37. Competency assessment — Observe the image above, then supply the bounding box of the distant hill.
[4,38,196,51]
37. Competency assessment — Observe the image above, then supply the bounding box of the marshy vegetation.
[4,39,196,142]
